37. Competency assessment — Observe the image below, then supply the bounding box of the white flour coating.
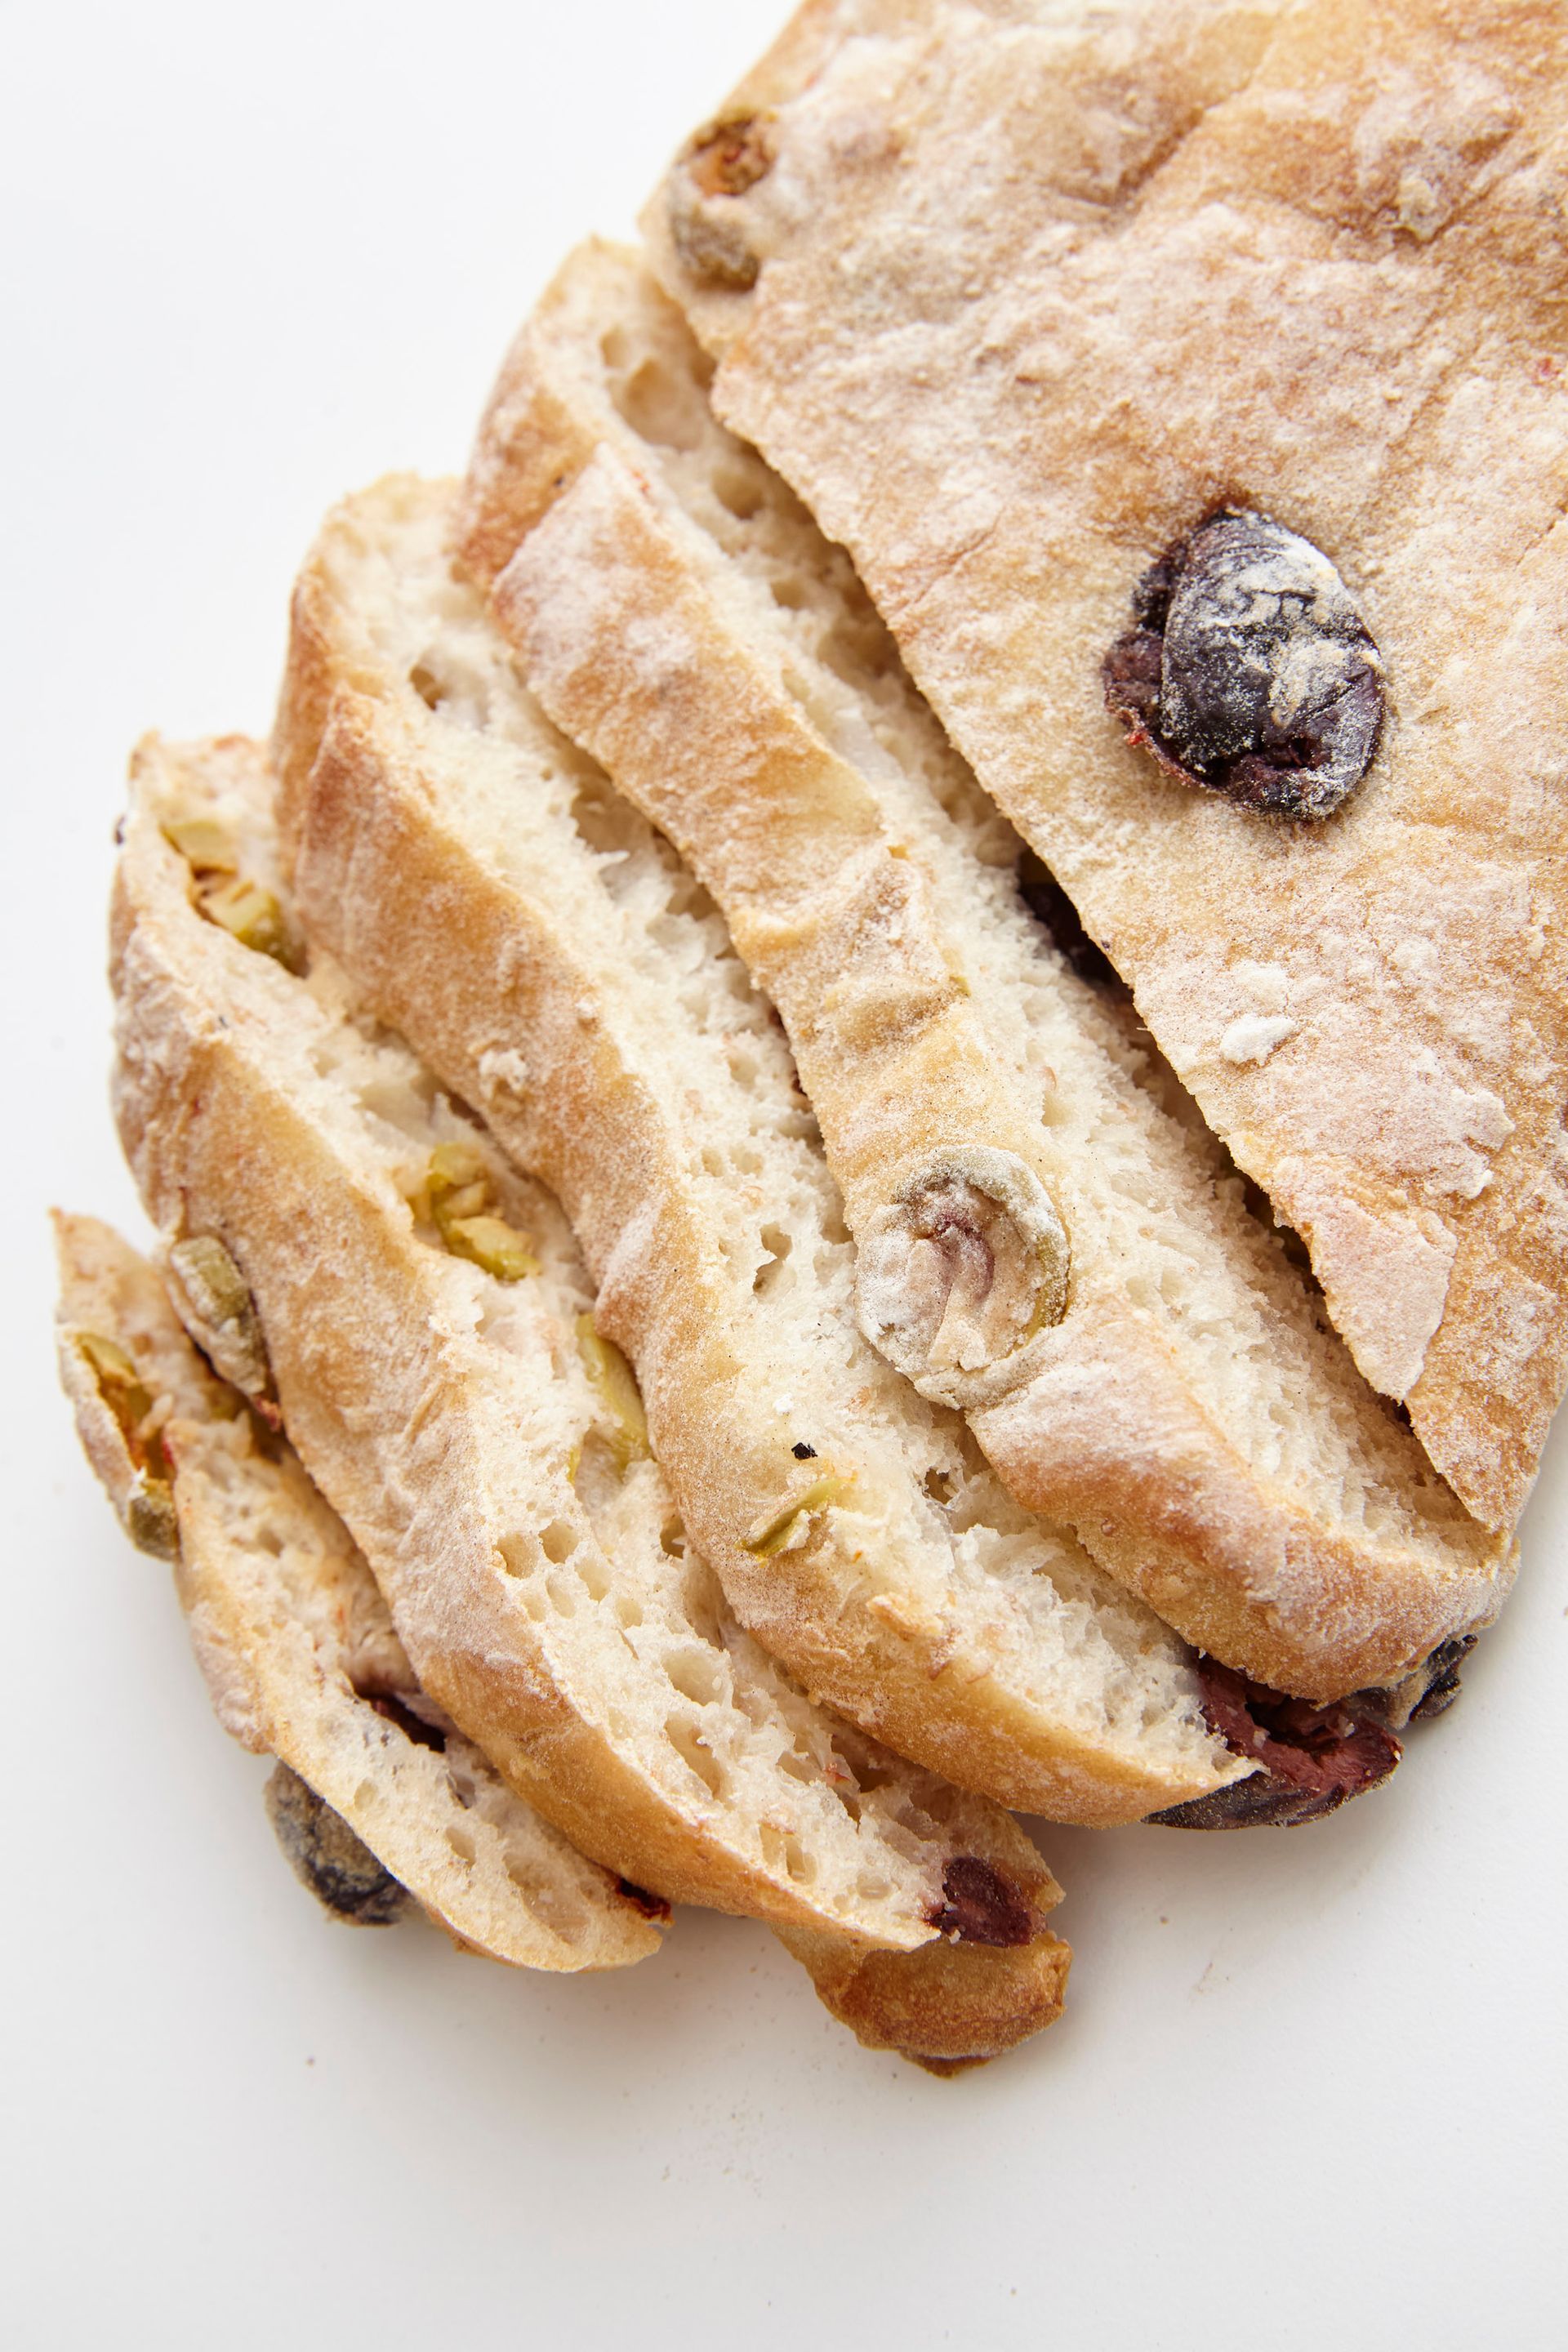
[1221,1014,1298,1066]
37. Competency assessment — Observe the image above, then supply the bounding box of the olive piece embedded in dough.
[925,1856,1036,1947]
[575,1314,650,1471]
[76,1329,177,1554]
[167,1235,274,1407]
[1103,509,1384,821]
[262,1762,411,1925]
[855,1147,1070,1404]
[160,816,238,873]
[666,113,776,291]
[744,1468,849,1557]
[425,1144,541,1281]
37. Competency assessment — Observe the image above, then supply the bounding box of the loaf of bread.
[54,1209,664,1971]
[455,237,1512,1703]
[272,478,1272,1823]
[55,0,1522,2073]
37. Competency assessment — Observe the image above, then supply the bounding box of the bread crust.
[53,1210,662,1971]
[644,0,1568,1539]
[779,1912,1069,2073]
[455,241,1511,1699]
[274,484,1250,1817]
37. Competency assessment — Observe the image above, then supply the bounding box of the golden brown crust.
[778,1842,1070,2070]
[645,0,1568,1538]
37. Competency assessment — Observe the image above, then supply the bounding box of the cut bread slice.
[57,1207,1064,2065]
[641,0,1568,1538]
[466,240,1073,1410]
[271,476,1278,1821]
[53,1209,663,1972]
[454,237,1512,1703]
[110,734,1074,2050]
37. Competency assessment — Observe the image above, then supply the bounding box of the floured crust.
[454,241,1511,1699]
[644,0,1568,1536]
[52,1211,661,1972]
[274,481,1252,1816]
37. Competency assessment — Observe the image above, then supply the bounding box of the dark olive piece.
[1149,1774,1340,1831]
[1147,1657,1401,1829]
[362,1689,448,1753]
[925,1855,1036,1946]
[262,1761,411,1926]
[616,1878,675,1922]
[1104,509,1384,821]
[1408,1633,1480,1721]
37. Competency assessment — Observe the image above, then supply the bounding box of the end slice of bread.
[54,1209,663,1971]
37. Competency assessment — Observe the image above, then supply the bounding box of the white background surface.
[3,4,1564,2344]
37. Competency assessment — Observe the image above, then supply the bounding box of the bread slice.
[53,1209,663,1971]
[56,1205,1065,2064]
[110,735,1078,2030]
[453,238,1510,1704]
[273,478,1263,1823]
[641,0,1568,1539]
[466,240,1074,1408]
